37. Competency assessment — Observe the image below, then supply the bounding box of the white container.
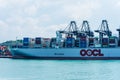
[95,44,101,47]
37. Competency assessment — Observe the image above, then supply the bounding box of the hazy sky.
[0,0,120,42]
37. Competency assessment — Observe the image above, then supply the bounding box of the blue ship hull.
[10,48,120,60]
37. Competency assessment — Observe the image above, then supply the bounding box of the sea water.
[0,59,120,80]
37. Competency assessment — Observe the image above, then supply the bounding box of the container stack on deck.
[102,37,109,47]
[65,35,75,48]
[10,20,120,49]
[35,37,41,48]
[23,37,29,47]
[109,36,117,47]
[88,37,94,47]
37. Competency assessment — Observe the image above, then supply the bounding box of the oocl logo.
[80,49,104,56]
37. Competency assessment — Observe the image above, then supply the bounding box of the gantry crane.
[95,20,112,44]
[64,21,78,35]
[57,21,79,37]
[80,20,94,37]
[56,21,79,45]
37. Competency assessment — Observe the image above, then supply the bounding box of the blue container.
[66,44,72,48]
[23,38,29,43]
[66,38,74,47]
[102,38,109,45]
[23,37,29,46]
[35,37,41,44]
[80,40,87,48]
[66,38,72,41]
[66,38,73,44]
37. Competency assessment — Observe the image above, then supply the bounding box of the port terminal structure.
[55,20,118,48]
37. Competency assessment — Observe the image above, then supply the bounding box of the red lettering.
[86,49,92,56]
[92,49,99,56]
[80,49,87,56]
[98,49,104,56]
[80,49,104,57]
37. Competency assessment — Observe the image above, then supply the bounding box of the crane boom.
[80,20,94,37]
[95,20,112,44]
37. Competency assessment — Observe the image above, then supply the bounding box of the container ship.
[10,20,120,60]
